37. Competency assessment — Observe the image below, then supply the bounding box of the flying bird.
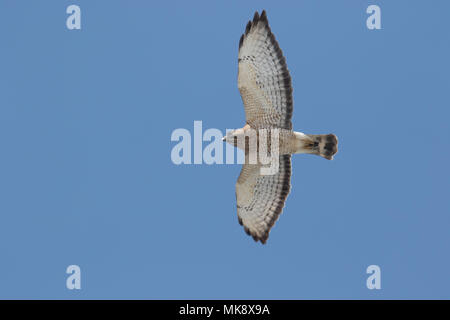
[223,10,338,244]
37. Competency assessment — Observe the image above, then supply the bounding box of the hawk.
[223,10,338,244]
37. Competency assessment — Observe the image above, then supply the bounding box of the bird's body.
[228,124,337,158]
[224,10,338,244]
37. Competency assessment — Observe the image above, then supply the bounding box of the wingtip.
[253,11,260,24]
[238,34,244,49]
[260,10,268,22]
[245,20,252,35]
[260,231,269,244]
[240,10,270,51]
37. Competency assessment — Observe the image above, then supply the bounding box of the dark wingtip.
[245,20,252,35]
[239,34,244,49]
[240,10,269,51]
[253,11,260,24]
[260,10,268,23]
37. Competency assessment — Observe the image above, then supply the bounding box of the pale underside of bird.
[223,10,338,244]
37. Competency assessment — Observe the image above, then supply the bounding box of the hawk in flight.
[223,10,338,244]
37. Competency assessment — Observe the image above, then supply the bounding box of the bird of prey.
[223,10,338,244]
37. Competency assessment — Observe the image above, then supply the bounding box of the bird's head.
[222,128,245,146]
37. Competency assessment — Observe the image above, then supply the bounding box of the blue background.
[0,0,449,299]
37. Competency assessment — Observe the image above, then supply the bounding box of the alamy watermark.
[66,265,81,290]
[170,121,280,175]
[366,265,381,290]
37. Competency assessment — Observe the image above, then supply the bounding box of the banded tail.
[295,133,338,160]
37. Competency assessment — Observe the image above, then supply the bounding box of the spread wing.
[236,155,292,244]
[238,10,293,130]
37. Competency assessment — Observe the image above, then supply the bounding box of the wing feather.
[238,10,293,130]
[235,155,292,244]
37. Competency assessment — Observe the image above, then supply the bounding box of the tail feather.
[307,134,338,160]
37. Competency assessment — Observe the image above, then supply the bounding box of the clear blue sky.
[0,0,449,299]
